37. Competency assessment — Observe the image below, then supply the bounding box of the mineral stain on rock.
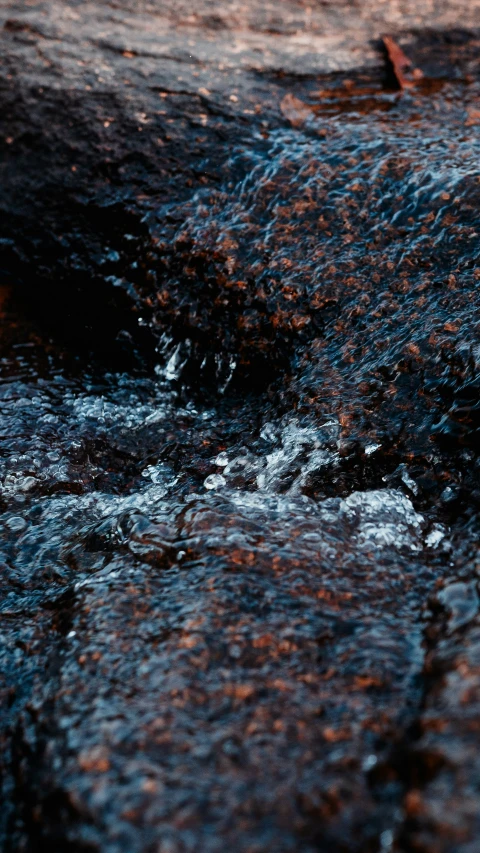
[1,2,480,851]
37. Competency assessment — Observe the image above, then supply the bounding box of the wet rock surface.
[1,2,480,851]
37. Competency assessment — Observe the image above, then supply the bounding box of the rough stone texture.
[2,2,480,852]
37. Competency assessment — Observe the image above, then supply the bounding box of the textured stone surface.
[2,3,480,852]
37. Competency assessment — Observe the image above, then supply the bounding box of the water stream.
[1,77,480,851]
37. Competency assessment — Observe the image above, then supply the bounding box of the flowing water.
[1,77,480,851]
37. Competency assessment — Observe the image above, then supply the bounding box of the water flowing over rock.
[1,2,480,851]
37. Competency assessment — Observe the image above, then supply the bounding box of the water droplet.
[380,829,394,852]
[362,754,377,772]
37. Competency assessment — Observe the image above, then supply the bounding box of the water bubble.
[215,452,229,467]
[5,516,27,532]
[204,474,226,490]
